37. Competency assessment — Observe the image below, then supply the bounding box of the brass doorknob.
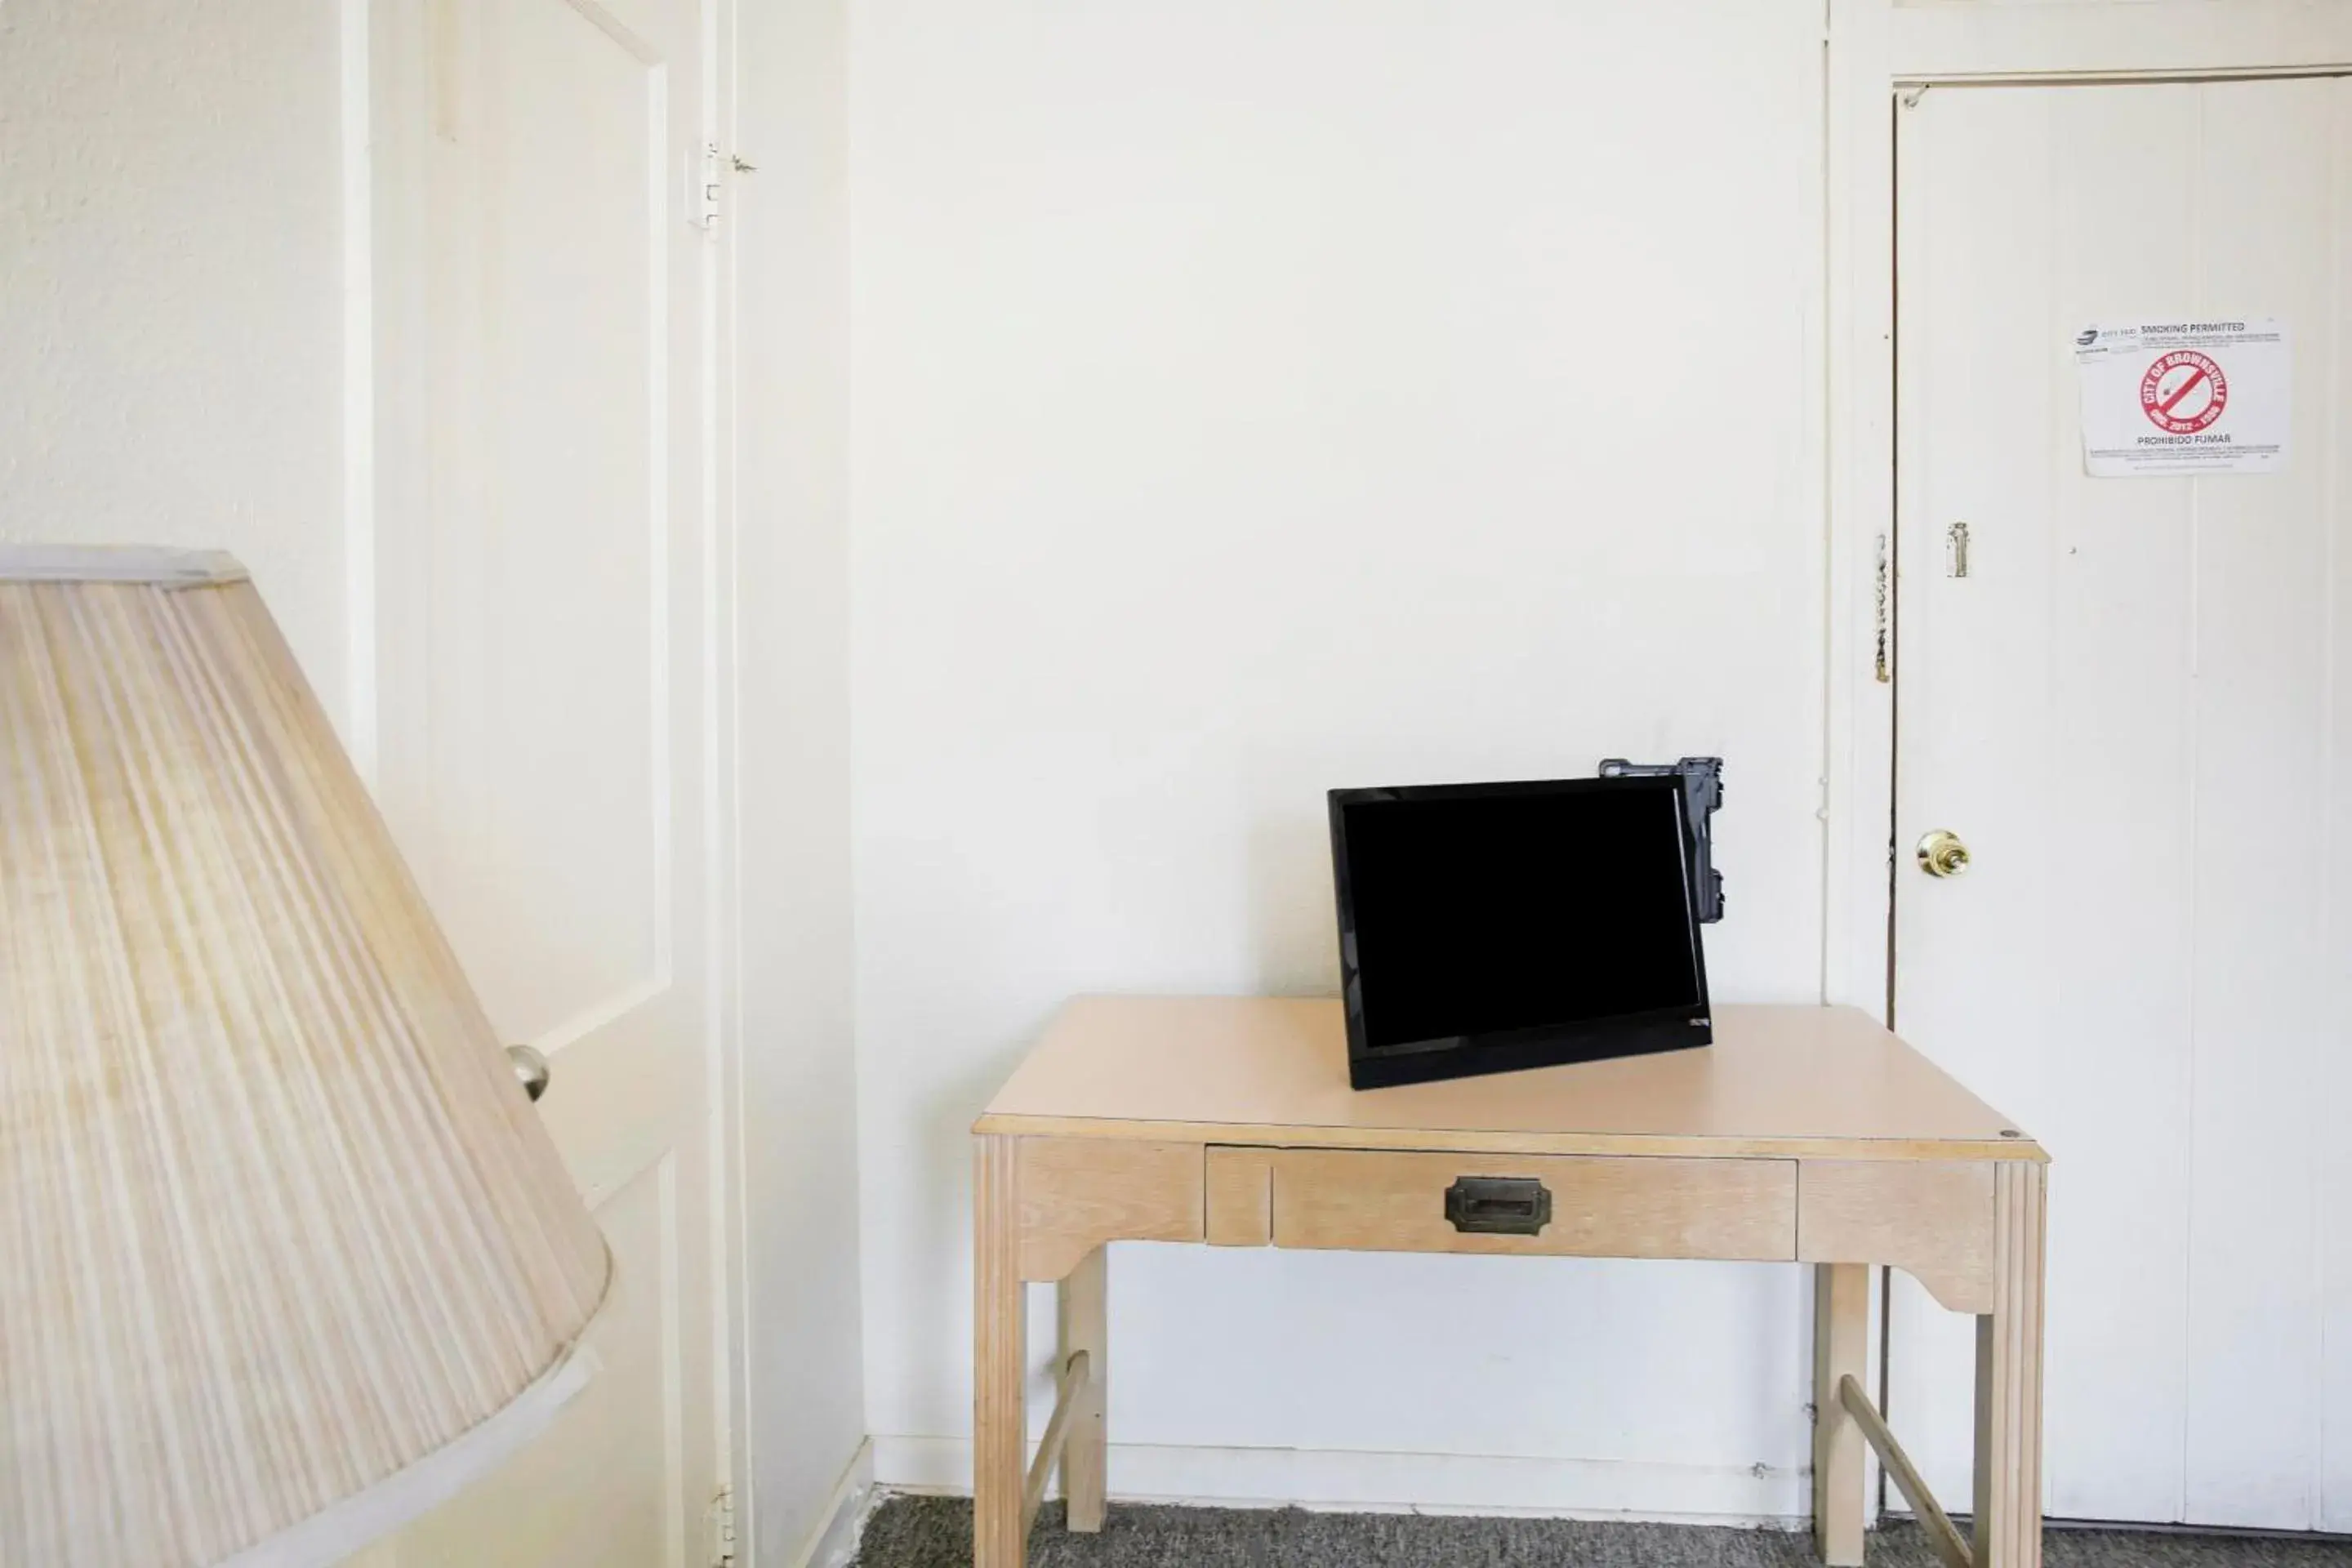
[506,1043,551,1102]
[1916,829,1971,878]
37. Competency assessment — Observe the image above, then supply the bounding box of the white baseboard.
[870,1436,1811,1528]
[785,1438,879,1568]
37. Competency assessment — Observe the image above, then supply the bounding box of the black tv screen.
[1329,776,1712,1089]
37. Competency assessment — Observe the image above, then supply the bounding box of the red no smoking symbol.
[2140,350,2229,434]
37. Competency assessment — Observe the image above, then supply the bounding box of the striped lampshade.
[0,548,612,1568]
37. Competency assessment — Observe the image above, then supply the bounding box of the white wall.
[733,0,871,1559]
[0,0,351,728]
[850,0,1833,1518]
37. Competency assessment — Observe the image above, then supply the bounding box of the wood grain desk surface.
[977,998,2042,1164]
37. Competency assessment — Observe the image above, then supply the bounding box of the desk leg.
[1812,1263,1868,1566]
[975,1134,1027,1568]
[1058,1246,1108,1530]
[1972,1162,2047,1568]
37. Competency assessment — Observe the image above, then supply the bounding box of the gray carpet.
[854,1496,2352,1566]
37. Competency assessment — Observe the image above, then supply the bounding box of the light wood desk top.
[977,997,2042,1164]
[971,998,2050,1568]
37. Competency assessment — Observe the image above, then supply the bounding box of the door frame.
[1822,0,2352,1035]
[352,0,752,1553]
[1826,0,2352,1523]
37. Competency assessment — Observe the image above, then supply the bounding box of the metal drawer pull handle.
[1444,1175,1552,1236]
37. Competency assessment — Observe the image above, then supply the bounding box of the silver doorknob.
[506,1044,551,1102]
[1916,829,1971,878]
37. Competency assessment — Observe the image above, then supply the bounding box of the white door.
[1890,77,2352,1530]
[355,0,724,1560]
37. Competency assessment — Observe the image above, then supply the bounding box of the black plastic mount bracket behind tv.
[1597,755,1724,924]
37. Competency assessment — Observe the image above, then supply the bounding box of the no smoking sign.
[2075,318,2289,477]
[2139,350,2228,435]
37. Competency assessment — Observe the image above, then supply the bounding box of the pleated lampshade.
[0,547,612,1568]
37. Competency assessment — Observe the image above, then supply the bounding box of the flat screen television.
[1328,775,1713,1089]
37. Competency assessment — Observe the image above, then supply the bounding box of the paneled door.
[1890,78,2350,1530]
[357,0,724,1560]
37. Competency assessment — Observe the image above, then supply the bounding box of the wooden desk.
[973,999,2047,1568]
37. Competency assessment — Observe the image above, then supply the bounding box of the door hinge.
[707,1485,736,1568]
[1873,532,1891,684]
[697,141,724,231]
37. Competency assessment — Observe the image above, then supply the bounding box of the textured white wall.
[733,0,871,1559]
[0,0,350,727]
[849,0,1833,1517]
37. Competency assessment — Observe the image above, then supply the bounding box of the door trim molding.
[1827,2,2352,1526]
[1898,66,2352,90]
[1886,2,2352,87]
[339,0,378,777]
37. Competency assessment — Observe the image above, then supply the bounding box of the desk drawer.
[1269,1148,1796,1261]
